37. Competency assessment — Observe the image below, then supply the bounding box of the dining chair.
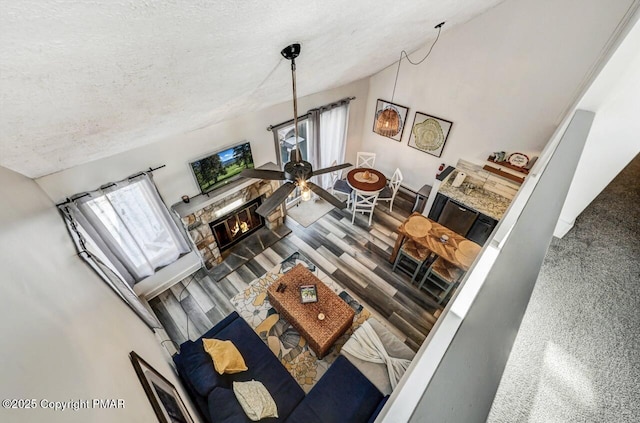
[418,257,464,305]
[392,239,432,283]
[329,160,353,208]
[351,190,379,226]
[377,168,403,212]
[356,152,376,168]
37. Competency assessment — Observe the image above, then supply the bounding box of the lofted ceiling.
[0,0,503,178]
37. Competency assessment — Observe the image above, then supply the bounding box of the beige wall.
[35,78,370,204]
[0,165,199,423]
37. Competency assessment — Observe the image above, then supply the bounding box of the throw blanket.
[341,320,412,389]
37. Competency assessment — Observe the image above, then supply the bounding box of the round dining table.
[346,168,387,193]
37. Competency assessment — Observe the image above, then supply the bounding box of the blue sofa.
[173,312,387,423]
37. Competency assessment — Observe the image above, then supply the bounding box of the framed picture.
[130,351,194,423]
[372,99,409,142]
[300,284,318,303]
[408,112,453,157]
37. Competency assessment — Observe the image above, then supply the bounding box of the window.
[69,174,190,284]
[270,99,351,201]
[273,117,312,206]
[276,119,310,164]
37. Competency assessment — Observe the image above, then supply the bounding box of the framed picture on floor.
[130,351,194,423]
[408,112,453,157]
[372,99,409,141]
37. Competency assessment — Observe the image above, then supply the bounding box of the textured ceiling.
[0,0,503,178]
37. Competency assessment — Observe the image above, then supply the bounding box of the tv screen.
[189,141,255,194]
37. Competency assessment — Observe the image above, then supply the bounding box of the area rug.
[230,252,370,392]
[286,197,335,227]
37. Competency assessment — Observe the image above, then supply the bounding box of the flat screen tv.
[189,141,255,194]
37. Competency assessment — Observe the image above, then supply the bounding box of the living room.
[2,0,639,422]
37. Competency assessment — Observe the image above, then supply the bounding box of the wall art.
[408,112,453,157]
[372,99,409,141]
[130,351,194,423]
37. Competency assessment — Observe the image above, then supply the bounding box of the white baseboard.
[553,217,575,238]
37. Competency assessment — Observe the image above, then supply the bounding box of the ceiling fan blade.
[306,182,347,209]
[241,169,286,180]
[255,182,296,217]
[311,162,353,177]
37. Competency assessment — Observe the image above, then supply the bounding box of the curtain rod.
[55,164,166,207]
[266,96,356,131]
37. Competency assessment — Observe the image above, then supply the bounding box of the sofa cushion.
[208,387,253,423]
[367,396,389,423]
[285,356,383,423]
[211,316,305,420]
[172,354,213,423]
[177,340,230,397]
[174,312,245,398]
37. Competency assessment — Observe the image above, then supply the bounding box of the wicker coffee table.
[267,264,355,358]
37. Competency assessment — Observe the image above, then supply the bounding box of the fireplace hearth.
[209,197,264,252]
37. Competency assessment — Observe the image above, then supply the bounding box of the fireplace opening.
[209,197,265,252]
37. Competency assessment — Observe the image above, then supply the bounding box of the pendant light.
[374,22,445,137]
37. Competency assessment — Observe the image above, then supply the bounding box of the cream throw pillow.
[202,338,248,375]
[233,380,278,421]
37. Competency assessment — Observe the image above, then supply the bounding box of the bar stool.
[418,257,464,305]
[392,240,432,283]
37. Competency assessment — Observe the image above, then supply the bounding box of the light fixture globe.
[374,106,402,137]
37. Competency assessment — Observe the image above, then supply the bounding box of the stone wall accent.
[180,179,283,270]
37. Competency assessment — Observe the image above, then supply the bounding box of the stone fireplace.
[209,197,264,252]
[178,179,283,270]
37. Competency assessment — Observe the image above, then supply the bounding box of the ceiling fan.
[241,43,352,218]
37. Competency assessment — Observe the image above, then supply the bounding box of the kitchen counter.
[437,178,511,220]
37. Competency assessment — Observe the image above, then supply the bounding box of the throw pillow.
[202,338,248,375]
[232,380,278,421]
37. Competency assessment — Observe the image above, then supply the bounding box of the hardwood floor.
[149,191,440,352]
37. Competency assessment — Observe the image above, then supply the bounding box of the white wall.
[0,165,199,423]
[35,79,369,204]
[555,13,640,236]
[358,0,634,191]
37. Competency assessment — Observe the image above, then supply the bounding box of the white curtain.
[308,109,321,183]
[318,103,350,189]
[67,174,190,285]
[60,206,162,329]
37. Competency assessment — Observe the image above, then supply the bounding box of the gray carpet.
[488,155,640,422]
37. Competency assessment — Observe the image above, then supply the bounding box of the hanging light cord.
[391,22,444,102]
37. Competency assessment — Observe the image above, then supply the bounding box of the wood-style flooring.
[149,192,440,352]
